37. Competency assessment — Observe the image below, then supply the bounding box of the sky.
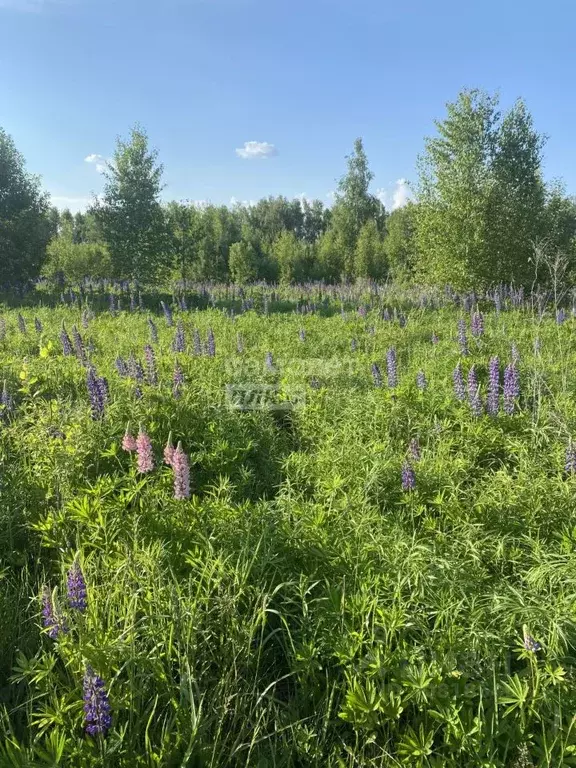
[1,0,575,213]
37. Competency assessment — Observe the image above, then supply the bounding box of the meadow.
[1,281,576,767]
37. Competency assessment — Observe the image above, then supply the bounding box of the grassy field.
[1,283,576,767]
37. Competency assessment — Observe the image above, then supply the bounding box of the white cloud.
[326,190,336,204]
[375,187,388,207]
[229,196,257,208]
[50,195,92,213]
[392,178,411,210]
[235,141,277,160]
[84,153,108,174]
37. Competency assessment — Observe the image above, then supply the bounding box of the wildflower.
[60,324,73,356]
[172,320,185,353]
[164,434,175,466]
[457,319,469,356]
[34,317,43,334]
[310,377,321,390]
[503,363,520,415]
[467,366,483,417]
[299,329,306,342]
[265,352,275,372]
[134,385,143,400]
[431,331,439,345]
[71,325,87,363]
[371,362,382,388]
[147,317,158,344]
[556,308,566,325]
[138,291,144,311]
[122,425,137,452]
[17,313,26,334]
[471,311,484,338]
[136,428,154,473]
[206,328,216,357]
[522,626,541,653]
[172,441,190,500]
[453,362,466,401]
[487,356,500,416]
[386,347,398,389]
[1,381,14,419]
[358,305,367,318]
[173,363,184,399]
[83,666,112,737]
[160,301,173,326]
[416,371,427,391]
[565,441,576,475]
[382,308,391,321]
[351,338,357,352]
[41,586,61,639]
[144,345,158,386]
[511,343,520,364]
[81,309,90,329]
[401,461,416,492]
[115,357,128,377]
[236,333,244,354]
[67,560,87,612]
[86,367,105,420]
[408,438,420,462]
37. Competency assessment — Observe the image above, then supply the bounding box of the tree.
[354,219,386,280]
[385,203,418,281]
[273,230,308,283]
[0,127,51,284]
[415,89,547,289]
[92,126,167,281]
[229,240,258,283]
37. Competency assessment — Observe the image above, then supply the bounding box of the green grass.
[1,285,576,766]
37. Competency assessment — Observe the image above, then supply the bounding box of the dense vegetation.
[1,281,576,765]
[2,89,576,290]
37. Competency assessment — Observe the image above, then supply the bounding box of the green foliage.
[273,230,309,283]
[92,126,168,282]
[354,219,387,280]
[228,239,258,283]
[385,202,418,282]
[43,236,112,282]
[0,127,51,284]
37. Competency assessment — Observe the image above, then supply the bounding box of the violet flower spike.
[467,365,483,417]
[416,371,427,391]
[386,347,398,389]
[565,440,576,475]
[67,560,87,612]
[401,461,416,492]
[487,356,500,416]
[453,362,466,401]
[41,586,60,639]
[503,363,520,415]
[83,666,112,737]
[457,319,469,356]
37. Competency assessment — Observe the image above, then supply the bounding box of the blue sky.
[1,0,574,212]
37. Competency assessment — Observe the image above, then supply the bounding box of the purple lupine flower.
[503,363,520,415]
[467,366,483,417]
[109,293,116,315]
[431,332,439,345]
[172,320,185,353]
[416,371,427,391]
[371,362,382,388]
[114,357,128,377]
[493,293,502,314]
[471,311,484,338]
[147,317,158,344]
[164,434,175,466]
[408,438,421,462]
[386,347,398,389]
[487,356,500,416]
[71,325,87,363]
[556,308,566,325]
[453,362,466,401]
[41,586,60,639]
[134,384,143,400]
[122,426,137,452]
[401,461,416,492]
[60,324,73,356]
[83,666,112,737]
[358,305,367,318]
[511,343,520,365]
[86,367,105,420]
[160,301,173,326]
[457,319,469,356]
[310,377,321,390]
[565,441,576,475]
[173,363,184,399]
[136,428,154,473]
[67,560,87,612]
[299,329,306,342]
[206,328,216,357]
[1,381,14,419]
[179,294,188,311]
[522,626,541,653]
[236,333,244,354]
[382,308,391,321]
[144,345,158,386]
[351,338,357,352]
[81,309,90,329]
[265,352,275,372]
[172,441,190,500]
[17,313,26,334]
[193,329,202,356]
[130,293,136,313]
[34,317,43,334]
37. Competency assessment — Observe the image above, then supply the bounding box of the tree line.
[2,89,576,290]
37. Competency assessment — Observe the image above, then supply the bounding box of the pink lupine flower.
[122,425,137,452]
[172,441,190,500]
[136,428,154,473]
